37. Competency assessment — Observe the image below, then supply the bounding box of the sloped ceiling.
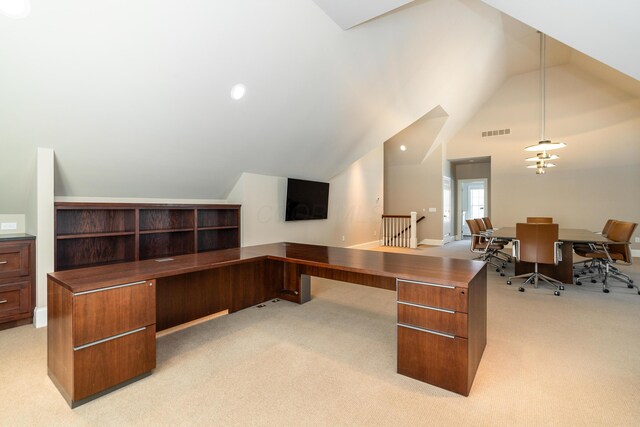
[312,0,415,29]
[1,0,512,203]
[479,0,640,80]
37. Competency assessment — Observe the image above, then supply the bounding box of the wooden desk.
[491,228,610,284]
[47,242,487,407]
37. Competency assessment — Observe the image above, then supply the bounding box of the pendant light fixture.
[525,32,566,173]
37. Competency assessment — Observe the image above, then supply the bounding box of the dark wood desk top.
[491,227,610,243]
[48,242,485,293]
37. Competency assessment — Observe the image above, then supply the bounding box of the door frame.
[456,178,489,240]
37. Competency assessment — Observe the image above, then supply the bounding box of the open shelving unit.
[55,203,241,271]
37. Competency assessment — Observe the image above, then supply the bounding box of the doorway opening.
[458,179,488,238]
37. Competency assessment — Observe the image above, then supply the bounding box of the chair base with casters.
[507,263,565,296]
[575,260,638,295]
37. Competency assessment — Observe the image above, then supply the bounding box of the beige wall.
[385,144,444,243]
[447,63,640,249]
[228,146,383,248]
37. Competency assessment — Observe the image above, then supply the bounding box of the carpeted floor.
[1,241,639,425]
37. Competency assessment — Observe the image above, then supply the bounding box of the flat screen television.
[285,178,329,221]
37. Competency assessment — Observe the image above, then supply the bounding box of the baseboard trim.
[632,249,640,258]
[34,307,47,328]
[419,239,444,246]
[347,240,380,250]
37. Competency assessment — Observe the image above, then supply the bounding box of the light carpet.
[1,241,639,426]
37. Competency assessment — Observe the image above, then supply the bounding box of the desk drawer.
[397,324,469,396]
[398,302,467,338]
[397,279,467,313]
[0,280,31,319]
[73,325,156,402]
[0,243,30,279]
[73,280,156,347]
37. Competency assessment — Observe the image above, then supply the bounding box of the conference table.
[47,242,487,407]
[489,227,611,284]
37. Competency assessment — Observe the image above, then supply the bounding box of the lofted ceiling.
[0,0,638,210]
[311,0,415,29]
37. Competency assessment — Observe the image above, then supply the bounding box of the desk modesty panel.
[48,242,487,407]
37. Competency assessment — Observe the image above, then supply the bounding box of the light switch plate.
[0,222,18,231]
[428,208,437,213]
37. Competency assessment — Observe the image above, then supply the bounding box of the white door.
[443,176,452,243]
[458,179,488,237]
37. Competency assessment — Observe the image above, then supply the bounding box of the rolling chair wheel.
[554,291,560,296]
[518,287,525,292]
[630,279,634,283]
[637,290,640,295]
[500,272,505,277]
[574,274,579,278]
[495,268,501,273]
[603,288,610,294]
[508,259,512,263]
[502,264,507,268]
[506,280,512,285]
[590,279,597,283]
[559,285,565,291]
[576,281,582,286]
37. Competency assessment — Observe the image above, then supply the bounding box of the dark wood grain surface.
[49,242,485,293]
[492,227,610,243]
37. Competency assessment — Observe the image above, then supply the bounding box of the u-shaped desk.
[47,242,487,407]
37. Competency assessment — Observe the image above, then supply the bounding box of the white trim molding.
[419,239,444,246]
[34,307,47,328]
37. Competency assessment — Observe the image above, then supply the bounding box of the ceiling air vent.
[482,128,510,137]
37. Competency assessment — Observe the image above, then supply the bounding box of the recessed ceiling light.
[230,83,246,100]
[400,145,407,151]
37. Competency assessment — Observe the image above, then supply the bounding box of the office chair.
[573,219,617,272]
[574,220,638,294]
[506,223,564,296]
[526,217,553,224]
[466,219,505,276]
[475,218,511,263]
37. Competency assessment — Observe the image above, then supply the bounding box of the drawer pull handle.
[396,279,455,289]
[0,299,7,304]
[0,261,7,265]
[74,280,147,296]
[74,327,146,351]
[398,323,455,339]
[397,301,455,314]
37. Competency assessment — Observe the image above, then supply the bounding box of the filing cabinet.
[396,267,487,396]
[0,235,35,330]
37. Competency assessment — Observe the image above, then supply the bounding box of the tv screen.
[285,178,329,221]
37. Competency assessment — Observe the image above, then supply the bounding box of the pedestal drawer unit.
[396,266,487,396]
[48,278,156,407]
[0,235,36,330]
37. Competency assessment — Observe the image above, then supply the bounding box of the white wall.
[228,146,383,248]
[35,148,54,327]
[447,63,640,249]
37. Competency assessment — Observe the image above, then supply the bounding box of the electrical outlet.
[373,231,377,236]
[0,222,17,231]
[341,235,345,241]
[429,207,437,213]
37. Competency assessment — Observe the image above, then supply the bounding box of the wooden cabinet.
[396,270,486,396]
[0,235,35,330]
[47,278,156,407]
[55,203,240,271]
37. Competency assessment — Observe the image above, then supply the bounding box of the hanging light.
[525,152,559,162]
[525,32,566,170]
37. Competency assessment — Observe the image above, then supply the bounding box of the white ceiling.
[311,0,415,29]
[1,0,638,208]
[480,0,640,80]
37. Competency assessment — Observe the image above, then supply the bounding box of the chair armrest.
[512,239,520,261]
[554,241,563,265]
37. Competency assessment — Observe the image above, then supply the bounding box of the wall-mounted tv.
[285,178,330,221]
